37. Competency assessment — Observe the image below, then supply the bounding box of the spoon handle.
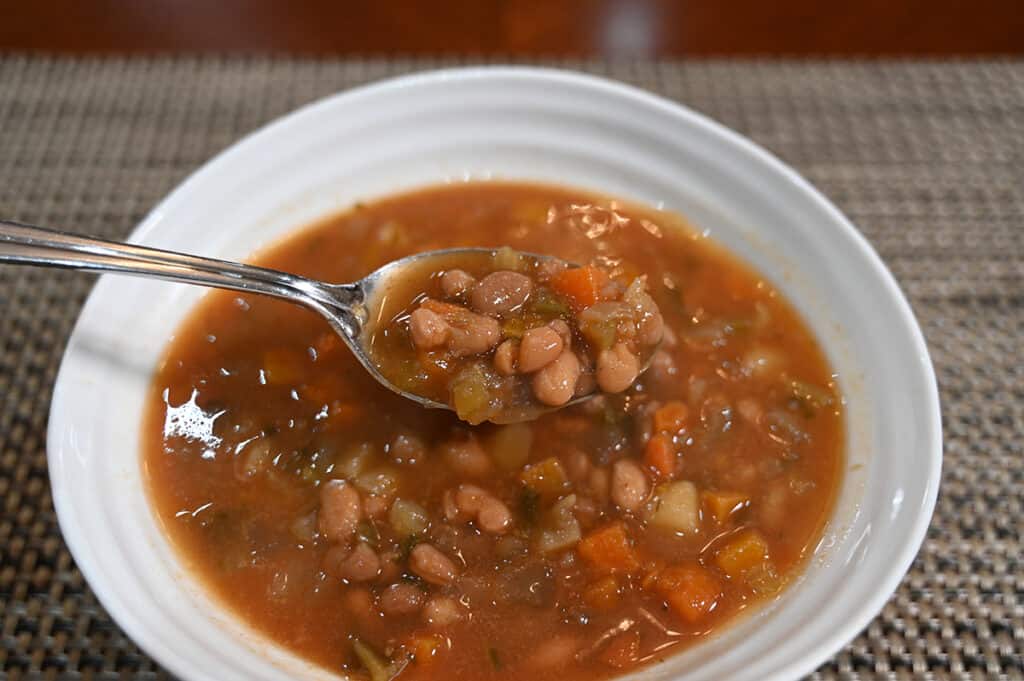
[0,219,350,315]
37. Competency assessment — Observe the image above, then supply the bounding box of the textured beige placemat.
[0,57,1021,680]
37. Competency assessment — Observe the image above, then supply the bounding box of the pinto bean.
[611,459,649,512]
[587,467,611,504]
[379,582,425,615]
[420,299,501,357]
[409,308,450,349]
[470,271,533,315]
[531,350,581,406]
[390,433,426,465]
[494,339,519,376]
[518,326,564,373]
[477,499,513,534]
[596,342,640,393]
[363,494,390,519]
[453,484,512,534]
[639,310,665,346]
[547,318,572,347]
[439,435,492,477]
[447,315,502,357]
[324,542,380,582]
[409,543,459,585]
[440,269,477,299]
[564,449,592,482]
[318,480,362,544]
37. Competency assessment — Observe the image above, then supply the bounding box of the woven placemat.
[0,57,1021,680]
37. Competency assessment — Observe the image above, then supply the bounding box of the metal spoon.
[1,219,646,420]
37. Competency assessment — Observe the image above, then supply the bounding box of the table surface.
[2,1,1024,57]
[0,57,1021,680]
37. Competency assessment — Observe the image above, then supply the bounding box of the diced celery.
[389,498,430,537]
[494,246,522,271]
[450,364,498,425]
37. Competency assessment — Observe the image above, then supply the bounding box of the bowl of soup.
[47,67,942,681]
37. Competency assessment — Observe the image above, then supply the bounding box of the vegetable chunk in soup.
[144,183,843,681]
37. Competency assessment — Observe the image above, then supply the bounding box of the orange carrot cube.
[715,529,770,578]
[655,563,722,623]
[702,491,750,524]
[577,522,641,574]
[653,401,690,433]
[644,434,676,478]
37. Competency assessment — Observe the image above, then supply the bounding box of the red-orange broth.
[143,182,843,681]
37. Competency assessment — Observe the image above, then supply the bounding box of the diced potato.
[654,563,722,623]
[715,529,770,578]
[520,457,569,501]
[578,522,641,574]
[490,423,533,471]
[533,494,581,554]
[235,438,273,480]
[702,490,749,523]
[648,481,699,533]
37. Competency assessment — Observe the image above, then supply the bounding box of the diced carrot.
[262,348,306,385]
[644,434,676,478]
[577,522,641,574]
[411,633,446,664]
[653,401,690,433]
[583,575,621,610]
[549,266,609,311]
[714,529,770,578]
[598,630,640,669]
[655,563,722,624]
[702,490,750,524]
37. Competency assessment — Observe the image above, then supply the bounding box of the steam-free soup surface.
[144,183,843,681]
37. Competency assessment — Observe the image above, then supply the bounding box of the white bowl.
[47,67,942,681]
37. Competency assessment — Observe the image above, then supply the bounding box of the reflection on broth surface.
[144,183,843,681]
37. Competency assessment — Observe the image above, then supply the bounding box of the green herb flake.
[487,647,502,670]
[519,487,540,527]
